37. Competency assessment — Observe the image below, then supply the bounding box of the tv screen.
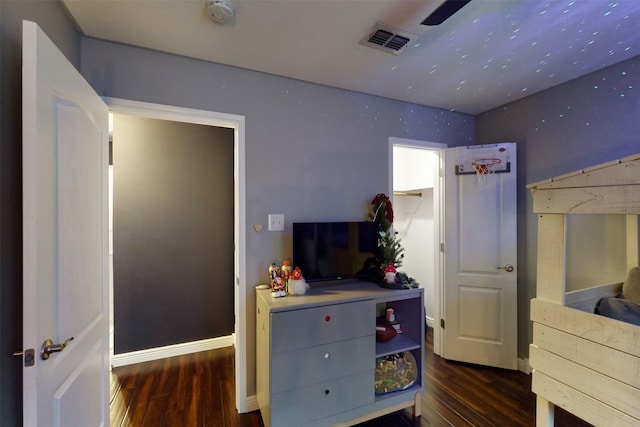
[292,221,379,282]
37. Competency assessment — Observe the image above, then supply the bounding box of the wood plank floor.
[110,329,593,426]
[110,346,263,427]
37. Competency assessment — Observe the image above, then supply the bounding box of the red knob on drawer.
[325,315,331,322]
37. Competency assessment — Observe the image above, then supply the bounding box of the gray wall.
[0,1,81,424]
[113,115,234,353]
[476,54,640,359]
[79,37,475,397]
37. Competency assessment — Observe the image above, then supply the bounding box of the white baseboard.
[245,395,260,413]
[111,335,234,367]
[425,315,435,329]
[518,357,532,375]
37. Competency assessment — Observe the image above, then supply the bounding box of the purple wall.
[476,54,640,359]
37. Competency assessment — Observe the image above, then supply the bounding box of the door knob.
[497,264,514,273]
[41,337,74,360]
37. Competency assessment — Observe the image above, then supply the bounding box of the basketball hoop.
[454,145,510,184]
[472,158,501,185]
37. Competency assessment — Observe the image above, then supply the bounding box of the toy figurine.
[268,263,279,282]
[271,275,286,298]
[269,263,286,297]
[281,260,292,292]
[292,266,303,281]
[288,266,309,295]
[384,264,397,284]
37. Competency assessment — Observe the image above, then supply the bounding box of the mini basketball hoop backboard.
[455,145,510,185]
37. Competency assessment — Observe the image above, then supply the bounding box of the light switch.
[268,214,284,231]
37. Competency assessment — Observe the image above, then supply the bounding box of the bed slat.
[531,298,640,356]
[530,345,640,419]
[533,323,640,389]
[532,185,640,214]
[532,371,640,427]
[528,154,640,190]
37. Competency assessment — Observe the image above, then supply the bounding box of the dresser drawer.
[271,370,374,426]
[271,335,374,393]
[271,300,373,354]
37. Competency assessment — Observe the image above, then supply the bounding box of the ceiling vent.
[361,23,418,55]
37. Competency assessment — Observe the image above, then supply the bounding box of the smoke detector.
[207,0,235,24]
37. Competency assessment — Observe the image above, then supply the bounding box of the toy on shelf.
[281,260,292,292]
[269,262,286,298]
[288,266,309,295]
[375,323,397,342]
[384,264,397,284]
[374,352,418,395]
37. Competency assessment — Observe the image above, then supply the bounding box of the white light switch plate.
[268,214,284,231]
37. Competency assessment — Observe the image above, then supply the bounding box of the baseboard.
[245,395,260,413]
[518,357,532,375]
[426,315,435,328]
[111,335,234,367]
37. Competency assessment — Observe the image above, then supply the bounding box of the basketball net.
[472,158,501,186]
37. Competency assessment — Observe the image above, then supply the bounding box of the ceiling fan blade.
[421,0,472,26]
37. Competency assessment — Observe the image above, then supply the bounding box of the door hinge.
[440,242,445,253]
[440,319,445,329]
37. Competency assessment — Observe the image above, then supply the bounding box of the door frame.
[389,137,446,356]
[105,97,248,412]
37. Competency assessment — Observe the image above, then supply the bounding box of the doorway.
[390,138,446,356]
[105,98,249,412]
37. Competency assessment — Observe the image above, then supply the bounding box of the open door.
[22,20,110,425]
[443,143,517,370]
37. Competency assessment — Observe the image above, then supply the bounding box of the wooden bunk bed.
[527,153,640,427]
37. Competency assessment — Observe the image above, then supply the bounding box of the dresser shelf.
[376,334,421,357]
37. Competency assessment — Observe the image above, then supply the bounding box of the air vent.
[361,23,418,55]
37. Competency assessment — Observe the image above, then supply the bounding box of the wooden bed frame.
[527,153,640,427]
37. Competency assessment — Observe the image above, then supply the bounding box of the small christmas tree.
[369,193,404,281]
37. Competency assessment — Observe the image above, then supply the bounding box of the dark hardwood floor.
[110,346,263,427]
[110,329,593,426]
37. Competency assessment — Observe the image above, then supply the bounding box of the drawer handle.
[324,389,330,396]
[325,315,331,322]
[324,353,330,359]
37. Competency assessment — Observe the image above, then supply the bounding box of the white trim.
[245,395,260,412]
[518,357,532,375]
[111,336,233,367]
[103,97,248,412]
[389,138,447,150]
[426,315,435,329]
[389,137,446,357]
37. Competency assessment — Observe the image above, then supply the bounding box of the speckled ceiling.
[64,0,640,114]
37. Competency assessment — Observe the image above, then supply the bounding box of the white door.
[22,20,110,426]
[443,143,517,370]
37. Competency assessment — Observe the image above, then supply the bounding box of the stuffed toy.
[595,266,640,326]
[622,266,640,304]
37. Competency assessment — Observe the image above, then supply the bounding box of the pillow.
[622,266,640,304]
[595,297,640,326]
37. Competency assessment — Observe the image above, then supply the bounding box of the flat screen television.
[292,221,379,283]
